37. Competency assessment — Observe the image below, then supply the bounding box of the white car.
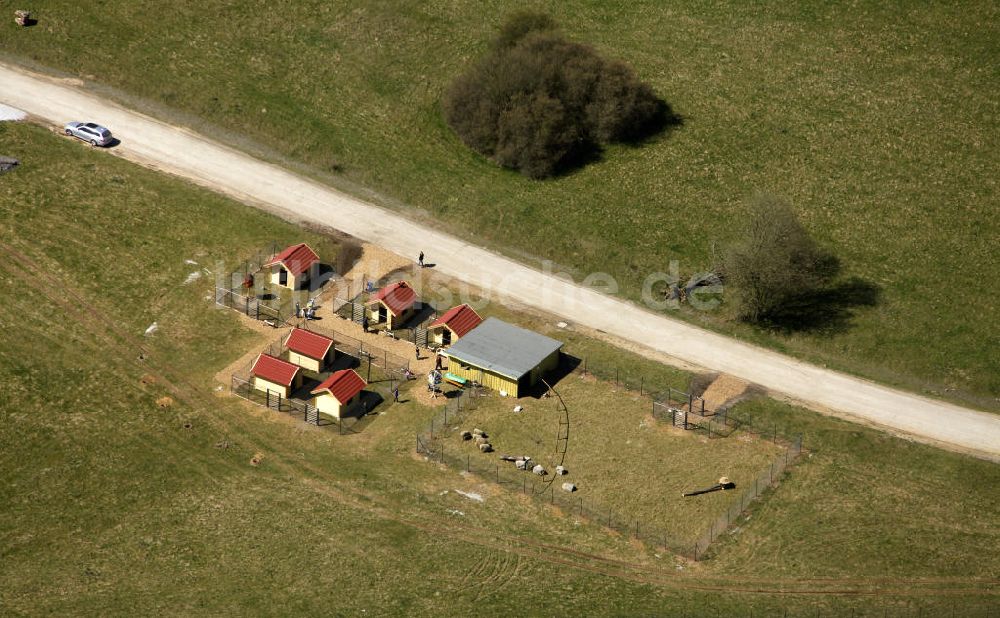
[64,122,113,147]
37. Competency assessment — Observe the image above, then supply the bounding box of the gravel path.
[3,62,996,460]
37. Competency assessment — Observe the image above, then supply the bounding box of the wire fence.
[414,363,804,561]
[215,286,287,326]
[692,434,803,559]
[298,321,411,379]
[565,352,706,410]
[230,375,361,434]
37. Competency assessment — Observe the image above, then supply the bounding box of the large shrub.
[443,12,667,178]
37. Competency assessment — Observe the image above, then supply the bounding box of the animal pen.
[416,354,804,561]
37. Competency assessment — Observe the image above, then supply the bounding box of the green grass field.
[3,1,997,410]
[1,123,997,614]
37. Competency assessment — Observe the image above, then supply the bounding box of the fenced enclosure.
[415,364,804,561]
[231,375,363,433]
[215,286,287,326]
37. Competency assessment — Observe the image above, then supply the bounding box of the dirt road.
[2,62,997,460]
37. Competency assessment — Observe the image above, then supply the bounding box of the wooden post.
[640,377,643,396]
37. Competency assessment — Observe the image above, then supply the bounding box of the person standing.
[393,386,400,403]
[418,251,424,267]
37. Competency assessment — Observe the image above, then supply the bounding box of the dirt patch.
[156,396,173,408]
[140,374,157,386]
[250,452,265,466]
[344,243,412,285]
[700,374,751,412]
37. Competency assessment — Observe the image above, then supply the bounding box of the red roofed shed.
[285,328,335,371]
[367,281,418,330]
[428,304,483,346]
[310,369,367,418]
[250,353,303,397]
[263,243,320,290]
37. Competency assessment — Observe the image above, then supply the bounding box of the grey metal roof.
[443,317,563,380]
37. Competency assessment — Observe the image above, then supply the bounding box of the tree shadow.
[550,99,682,177]
[551,140,605,177]
[619,100,684,147]
[760,277,882,334]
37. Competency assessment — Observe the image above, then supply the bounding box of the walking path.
[3,62,996,460]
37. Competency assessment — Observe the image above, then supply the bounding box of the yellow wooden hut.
[442,318,562,398]
[367,280,417,330]
[428,303,483,347]
[250,353,303,398]
[310,369,367,419]
[285,328,335,372]
[262,243,320,291]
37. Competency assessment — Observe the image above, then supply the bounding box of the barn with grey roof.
[441,317,563,397]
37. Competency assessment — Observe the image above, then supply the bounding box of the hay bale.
[478,443,493,453]
[561,482,577,492]
[472,428,487,438]
[532,464,547,476]
[515,459,528,470]
[460,431,473,441]
[474,436,488,446]
[555,465,568,476]
[14,10,31,26]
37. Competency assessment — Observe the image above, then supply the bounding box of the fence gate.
[413,326,428,348]
[266,391,282,411]
[351,300,365,325]
[304,403,319,425]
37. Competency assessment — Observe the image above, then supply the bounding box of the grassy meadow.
[0,123,998,614]
[3,1,998,409]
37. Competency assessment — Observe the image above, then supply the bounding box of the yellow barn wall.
[313,392,360,419]
[370,303,416,329]
[429,325,456,346]
[268,266,306,290]
[447,350,560,398]
[387,306,415,330]
[313,393,344,418]
[288,351,322,372]
[253,376,290,398]
[447,362,519,397]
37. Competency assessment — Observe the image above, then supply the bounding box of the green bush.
[443,13,668,178]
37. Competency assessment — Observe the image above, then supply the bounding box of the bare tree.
[724,195,839,323]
